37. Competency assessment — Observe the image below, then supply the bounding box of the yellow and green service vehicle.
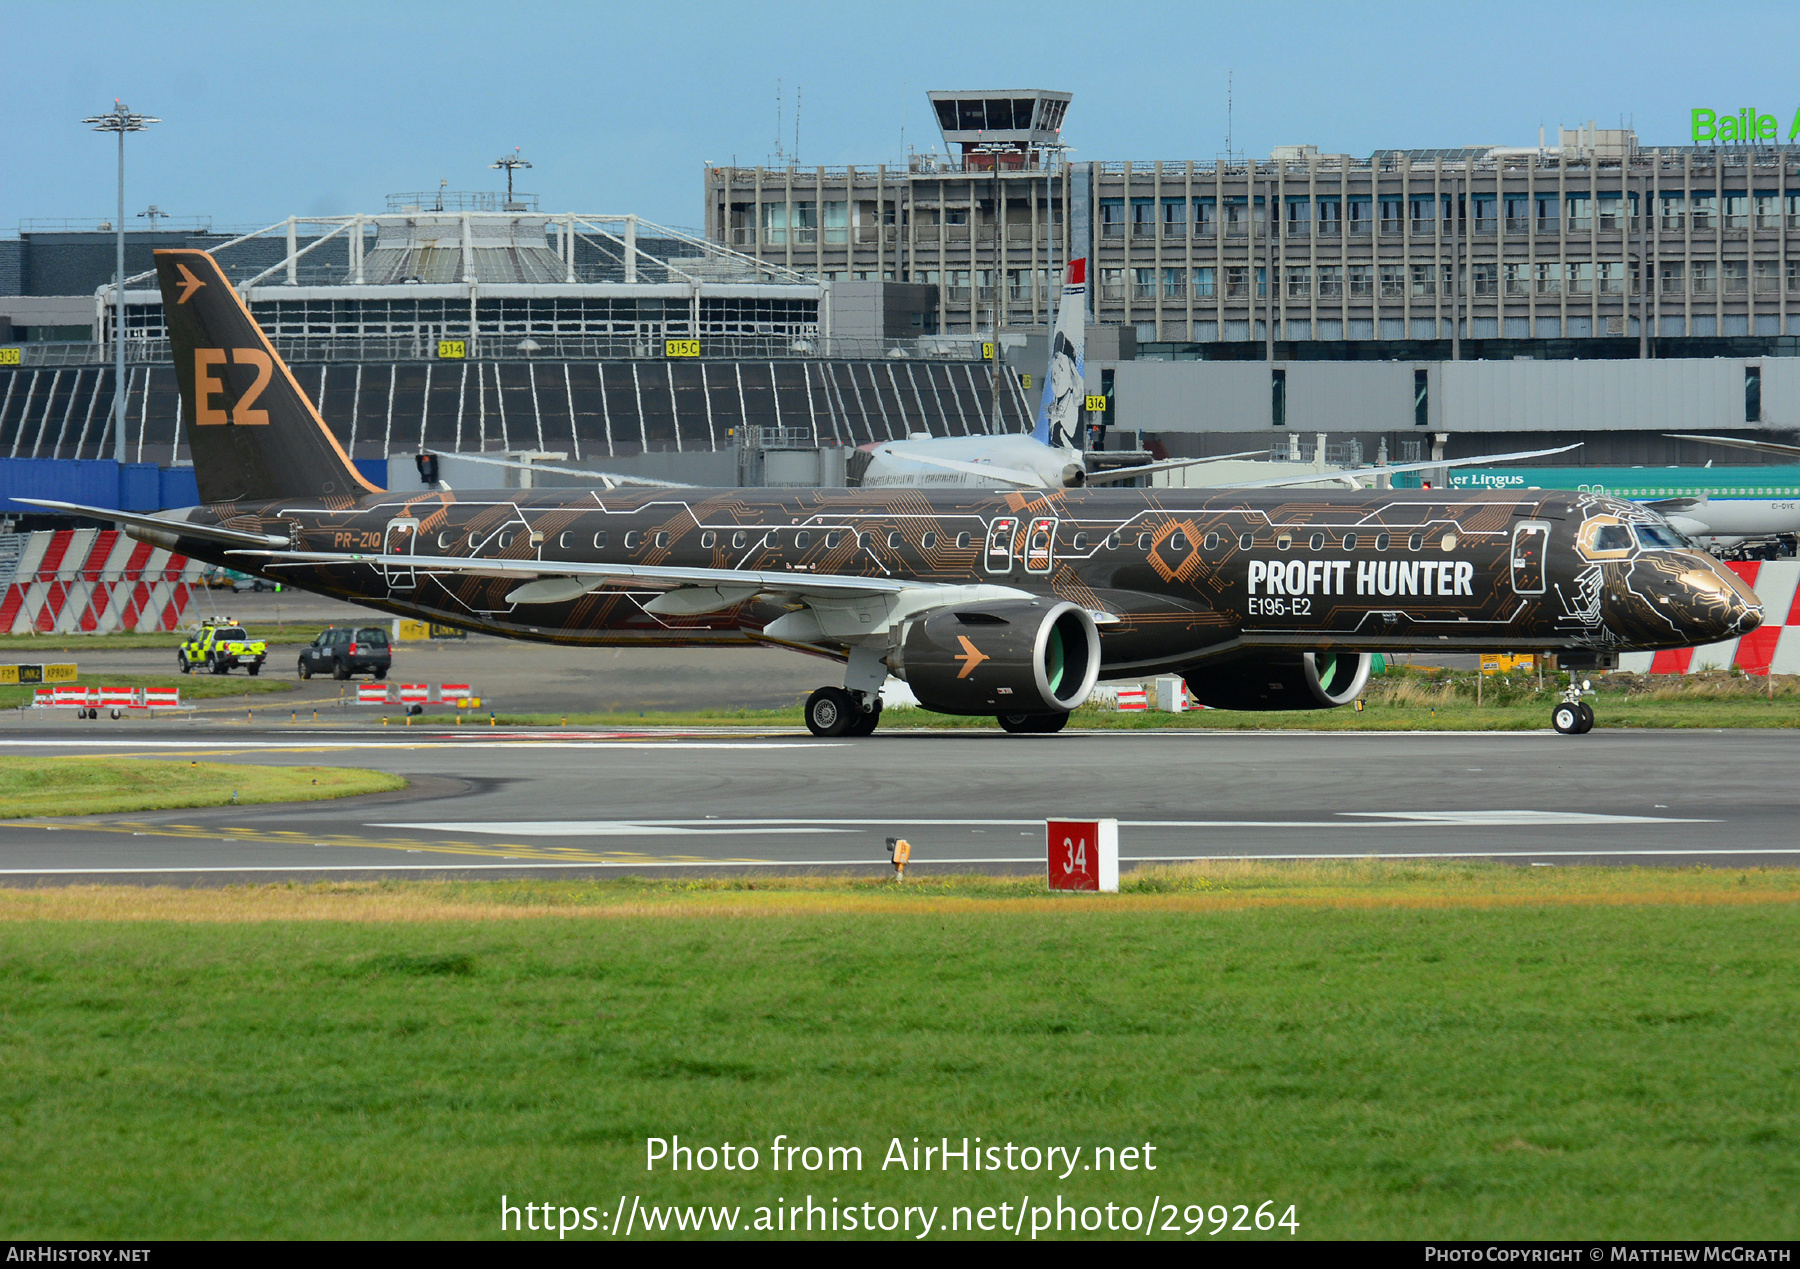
[177,618,267,676]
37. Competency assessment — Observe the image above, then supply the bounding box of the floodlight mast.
[491,148,533,210]
[82,101,159,467]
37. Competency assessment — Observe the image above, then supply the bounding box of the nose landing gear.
[1552,679,1595,735]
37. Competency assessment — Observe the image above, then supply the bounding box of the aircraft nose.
[1681,559,1763,642]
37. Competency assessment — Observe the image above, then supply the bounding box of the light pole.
[82,102,159,467]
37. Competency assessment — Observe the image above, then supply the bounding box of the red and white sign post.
[1046,819,1119,892]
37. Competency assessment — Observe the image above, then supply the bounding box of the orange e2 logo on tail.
[194,348,274,425]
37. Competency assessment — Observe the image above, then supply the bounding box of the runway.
[2,723,1796,881]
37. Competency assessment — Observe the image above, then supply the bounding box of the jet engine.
[1183,651,1372,711]
[894,599,1100,716]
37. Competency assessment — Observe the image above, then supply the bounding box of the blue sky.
[4,0,1796,232]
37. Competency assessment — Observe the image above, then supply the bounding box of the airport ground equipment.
[296,625,392,680]
[176,618,266,676]
[24,248,1767,741]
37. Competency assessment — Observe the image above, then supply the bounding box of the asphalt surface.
[2,722,1794,883]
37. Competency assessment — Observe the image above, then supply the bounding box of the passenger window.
[1408,532,1423,551]
[825,531,843,548]
[653,532,669,548]
[1276,533,1292,551]
[1343,533,1359,550]
[887,531,902,549]
[593,531,608,549]
[794,531,811,548]
[437,531,453,550]
[731,531,747,549]
[1137,532,1152,551]
[557,531,572,549]
[1203,532,1219,550]
[468,532,480,549]
[1374,532,1391,551]
[921,532,938,548]
[1309,532,1324,551]
[1106,533,1121,549]
[497,532,513,549]
[1238,532,1252,549]
[1169,532,1188,551]
[700,531,717,548]
[857,533,872,549]
[1440,532,1457,551]
[624,530,642,549]
[1072,533,1089,550]
[955,531,971,548]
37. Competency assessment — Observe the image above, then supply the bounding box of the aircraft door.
[1511,521,1549,595]
[1023,517,1056,574]
[384,517,421,590]
[984,516,1019,574]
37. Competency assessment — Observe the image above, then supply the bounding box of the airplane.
[856,257,1585,496]
[855,258,1225,490]
[24,248,1762,739]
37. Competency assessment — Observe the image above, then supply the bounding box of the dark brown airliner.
[29,251,1762,737]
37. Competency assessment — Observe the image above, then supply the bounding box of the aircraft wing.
[1083,450,1266,485]
[1665,433,1800,462]
[231,547,1005,602]
[1213,443,1583,490]
[16,499,292,548]
[425,451,693,488]
[865,448,1048,489]
[1642,497,1702,513]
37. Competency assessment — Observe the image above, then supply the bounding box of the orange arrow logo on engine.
[173,263,205,305]
[954,636,989,679]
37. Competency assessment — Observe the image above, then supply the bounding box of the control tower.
[927,90,1071,169]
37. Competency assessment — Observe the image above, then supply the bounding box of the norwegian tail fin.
[154,249,377,504]
[1032,257,1087,450]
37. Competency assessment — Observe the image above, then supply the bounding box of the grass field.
[0,864,1794,1240]
[0,756,404,818]
[419,671,1800,731]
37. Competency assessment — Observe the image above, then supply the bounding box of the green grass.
[0,756,404,818]
[0,625,312,653]
[0,674,295,710]
[0,865,1795,1239]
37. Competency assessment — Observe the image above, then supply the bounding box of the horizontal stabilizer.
[16,499,291,548]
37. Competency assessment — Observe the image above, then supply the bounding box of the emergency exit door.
[384,517,420,590]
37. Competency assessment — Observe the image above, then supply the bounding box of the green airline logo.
[1691,107,1800,143]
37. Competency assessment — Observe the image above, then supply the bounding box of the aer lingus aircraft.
[24,249,1763,737]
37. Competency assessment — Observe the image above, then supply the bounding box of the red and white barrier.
[98,687,133,710]
[357,684,390,704]
[1619,560,1800,675]
[29,685,185,712]
[398,684,429,705]
[32,688,51,707]
[53,686,90,707]
[439,683,471,702]
[1114,686,1147,711]
[0,530,203,634]
[142,687,180,709]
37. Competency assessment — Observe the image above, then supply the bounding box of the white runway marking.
[0,739,839,751]
[373,810,1713,836]
[2,846,1797,876]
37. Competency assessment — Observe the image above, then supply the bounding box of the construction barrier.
[353,683,478,707]
[98,687,133,711]
[398,684,429,706]
[0,530,204,634]
[26,685,185,713]
[1114,686,1147,711]
[440,683,471,703]
[142,687,180,708]
[357,684,390,704]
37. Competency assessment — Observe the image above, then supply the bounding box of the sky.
[4,0,1797,234]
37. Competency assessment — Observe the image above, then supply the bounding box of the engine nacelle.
[1183,651,1372,711]
[895,599,1100,716]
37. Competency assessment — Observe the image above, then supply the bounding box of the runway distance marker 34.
[19,248,1765,738]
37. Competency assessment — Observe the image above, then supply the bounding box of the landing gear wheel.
[844,701,882,736]
[1552,703,1582,734]
[298,659,312,680]
[804,687,854,737]
[1575,702,1595,734]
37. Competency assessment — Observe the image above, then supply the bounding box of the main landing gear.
[804,686,882,737]
[997,712,1068,734]
[1552,678,1596,735]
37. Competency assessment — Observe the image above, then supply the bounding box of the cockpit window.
[1634,524,1688,550]
[1591,525,1634,552]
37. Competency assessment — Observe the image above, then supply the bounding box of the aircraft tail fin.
[154,249,378,504]
[1032,257,1087,450]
